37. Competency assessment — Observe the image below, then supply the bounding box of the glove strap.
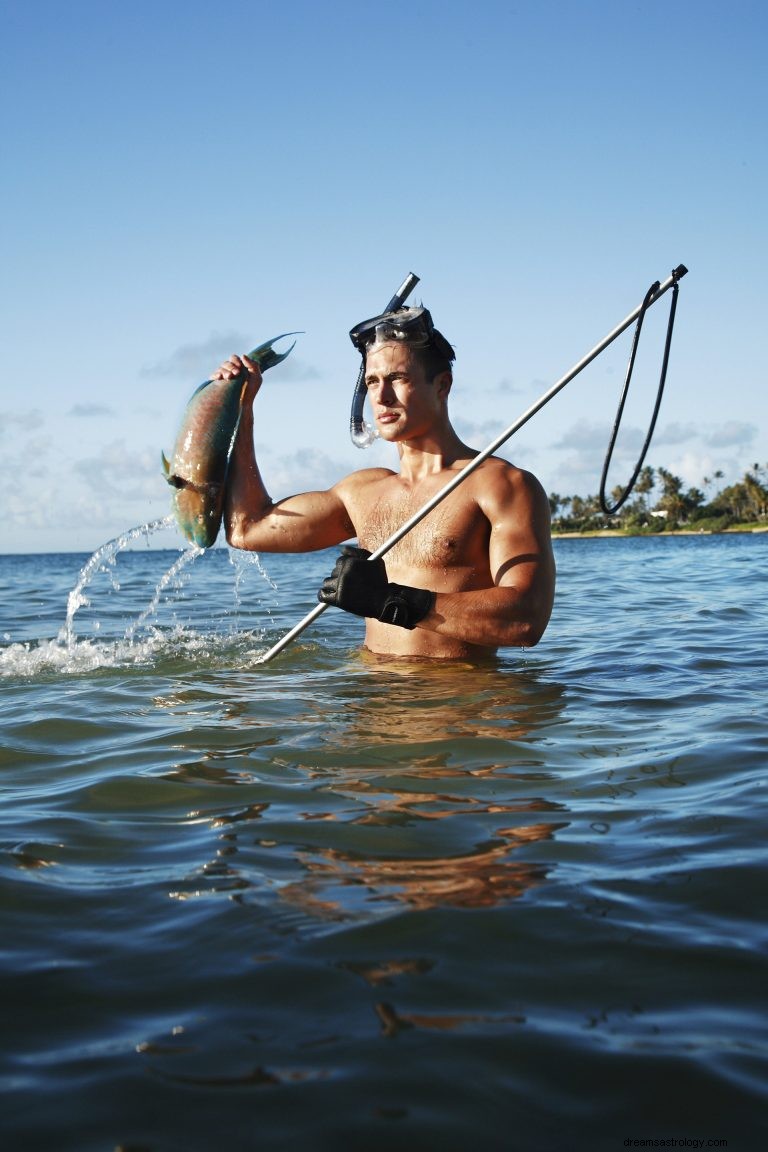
[378,585,435,630]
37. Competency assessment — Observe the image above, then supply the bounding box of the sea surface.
[1,529,766,1151]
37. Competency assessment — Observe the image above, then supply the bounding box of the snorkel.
[348,273,420,447]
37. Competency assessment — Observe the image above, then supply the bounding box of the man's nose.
[373,381,396,404]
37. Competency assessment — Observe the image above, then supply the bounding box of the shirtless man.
[217,305,555,659]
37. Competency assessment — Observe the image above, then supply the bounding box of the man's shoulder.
[474,454,542,486]
[334,466,397,496]
[472,455,548,510]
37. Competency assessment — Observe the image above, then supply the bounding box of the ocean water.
[1,530,766,1151]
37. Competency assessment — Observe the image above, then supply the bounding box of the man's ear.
[434,370,453,399]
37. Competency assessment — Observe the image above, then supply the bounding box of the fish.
[162,333,296,548]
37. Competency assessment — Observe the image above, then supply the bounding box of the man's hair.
[411,330,455,381]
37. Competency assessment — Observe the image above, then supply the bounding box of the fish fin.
[248,332,302,371]
[162,458,194,491]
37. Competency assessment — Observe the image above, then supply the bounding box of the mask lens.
[350,307,433,353]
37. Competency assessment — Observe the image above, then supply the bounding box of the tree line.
[548,463,768,534]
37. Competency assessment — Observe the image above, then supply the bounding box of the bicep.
[237,486,355,553]
[486,471,555,603]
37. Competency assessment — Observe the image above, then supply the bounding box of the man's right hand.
[318,546,435,629]
[212,354,263,406]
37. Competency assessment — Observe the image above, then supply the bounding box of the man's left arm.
[417,468,555,648]
[318,466,556,649]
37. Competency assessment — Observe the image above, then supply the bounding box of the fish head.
[168,477,225,549]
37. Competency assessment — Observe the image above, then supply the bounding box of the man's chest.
[351,482,489,569]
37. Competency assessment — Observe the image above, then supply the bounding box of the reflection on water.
[282,819,561,915]
[372,1000,527,1037]
[330,657,568,750]
[163,663,569,922]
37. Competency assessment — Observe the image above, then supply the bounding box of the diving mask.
[349,306,454,362]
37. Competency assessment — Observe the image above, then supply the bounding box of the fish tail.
[248,332,301,371]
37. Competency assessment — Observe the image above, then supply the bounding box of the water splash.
[59,516,178,649]
[124,545,204,643]
[0,624,253,679]
[228,549,279,637]
[0,520,286,678]
[230,549,278,597]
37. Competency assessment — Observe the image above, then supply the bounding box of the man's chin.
[375,422,402,440]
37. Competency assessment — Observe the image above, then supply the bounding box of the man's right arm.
[220,354,355,554]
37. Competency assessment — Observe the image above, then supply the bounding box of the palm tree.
[743,470,768,519]
[610,485,625,519]
[656,467,688,524]
[570,495,587,524]
[636,465,656,515]
[685,487,705,515]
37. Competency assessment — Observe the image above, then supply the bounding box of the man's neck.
[396,426,475,483]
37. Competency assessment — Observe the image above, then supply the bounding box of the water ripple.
[1,535,766,1149]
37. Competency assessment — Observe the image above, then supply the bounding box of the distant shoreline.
[1,525,767,558]
[552,524,768,539]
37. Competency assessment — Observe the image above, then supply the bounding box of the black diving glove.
[318,546,435,630]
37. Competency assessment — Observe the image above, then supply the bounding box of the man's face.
[364,342,445,442]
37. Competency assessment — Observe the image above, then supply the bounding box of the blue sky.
[2,0,766,553]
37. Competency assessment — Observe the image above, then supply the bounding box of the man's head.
[350,306,455,382]
[360,337,455,445]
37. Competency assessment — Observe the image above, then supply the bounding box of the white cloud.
[453,415,508,446]
[141,331,320,384]
[551,419,645,454]
[68,403,116,418]
[141,330,251,379]
[0,409,45,437]
[268,356,321,383]
[547,453,604,498]
[73,439,162,501]
[705,421,758,448]
[493,377,525,395]
[258,446,355,494]
[22,435,53,478]
[665,450,718,488]
[652,421,699,445]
